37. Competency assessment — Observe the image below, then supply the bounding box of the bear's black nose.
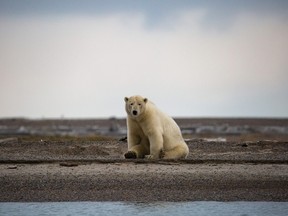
[132,110,138,115]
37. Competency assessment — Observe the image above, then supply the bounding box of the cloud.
[0,9,288,117]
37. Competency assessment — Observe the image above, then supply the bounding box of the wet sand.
[0,118,288,202]
[1,162,288,202]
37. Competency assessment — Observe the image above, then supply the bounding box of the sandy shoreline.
[1,162,288,202]
[1,118,288,202]
[1,140,288,202]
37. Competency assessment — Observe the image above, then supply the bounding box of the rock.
[119,136,127,142]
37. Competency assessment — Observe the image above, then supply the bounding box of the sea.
[0,202,288,216]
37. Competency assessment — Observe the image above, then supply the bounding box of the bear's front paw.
[124,151,137,159]
[159,149,165,159]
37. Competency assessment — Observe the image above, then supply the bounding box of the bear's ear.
[124,97,129,102]
[144,98,148,103]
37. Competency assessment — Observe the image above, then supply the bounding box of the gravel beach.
[0,118,288,202]
[1,162,288,202]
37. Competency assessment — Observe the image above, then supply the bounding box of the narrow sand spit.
[0,118,288,201]
[1,139,288,201]
[1,162,288,202]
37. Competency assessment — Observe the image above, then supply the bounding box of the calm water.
[0,202,288,216]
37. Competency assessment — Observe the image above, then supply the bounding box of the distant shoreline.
[1,117,288,137]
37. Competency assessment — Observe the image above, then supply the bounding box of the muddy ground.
[0,118,288,202]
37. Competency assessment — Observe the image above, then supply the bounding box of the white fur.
[124,95,189,159]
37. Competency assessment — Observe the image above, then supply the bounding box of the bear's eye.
[138,103,142,106]
[130,103,134,106]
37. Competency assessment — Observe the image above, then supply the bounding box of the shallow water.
[0,202,288,216]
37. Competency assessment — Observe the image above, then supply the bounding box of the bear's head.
[124,95,148,118]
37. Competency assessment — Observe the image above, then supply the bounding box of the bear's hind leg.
[160,145,189,159]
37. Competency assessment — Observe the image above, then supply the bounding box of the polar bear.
[124,95,189,159]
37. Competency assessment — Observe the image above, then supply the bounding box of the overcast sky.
[0,0,288,118]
